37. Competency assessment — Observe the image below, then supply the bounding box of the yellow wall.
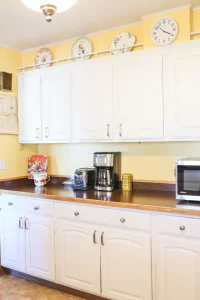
[20,7,200,182]
[0,46,37,179]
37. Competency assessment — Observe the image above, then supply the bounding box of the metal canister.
[122,173,133,191]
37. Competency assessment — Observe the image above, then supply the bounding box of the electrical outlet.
[0,159,5,170]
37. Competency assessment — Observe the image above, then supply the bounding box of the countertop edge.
[1,188,200,218]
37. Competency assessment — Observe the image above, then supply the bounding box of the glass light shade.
[20,0,78,13]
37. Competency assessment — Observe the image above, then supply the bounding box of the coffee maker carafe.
[93,152,121,191]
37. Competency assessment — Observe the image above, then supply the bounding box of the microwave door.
[177,166,200,199]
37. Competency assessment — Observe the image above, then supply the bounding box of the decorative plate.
[35,48,53,69]
[71,37,93,62]
[110,32,136,55]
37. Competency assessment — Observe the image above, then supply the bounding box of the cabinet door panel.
[101,227,152,300]
[56,220,100,295]
[25,215,55,281]
[1,212,25,272]
[18,71,42,143]
[113,51,163,140]
[42,65,71,142]
[164,42,200,140]
[155,234,200,300]
[71,58,113,140]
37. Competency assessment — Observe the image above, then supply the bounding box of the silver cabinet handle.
[8,202,13,206]
[119,124,122,137]
[25,218,29,230]
[19,217,23,229]
[107,124,110,137]
[34,206,39,211]
[74,212,79,216]
[101,232,105,246]
[93,230,97,244]
[179,225,185,231]
[36,128,40,139]
[120,218,126,223]
[45,127,49,138]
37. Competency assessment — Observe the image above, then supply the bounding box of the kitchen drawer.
[154,215,200,239]
[1,194,26,212]
[55,202,151,231]
[26,198,54,216]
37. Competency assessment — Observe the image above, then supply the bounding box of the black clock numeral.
[155,36,157,40]
[163,40,165,43]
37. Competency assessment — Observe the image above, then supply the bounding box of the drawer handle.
[8,202,13,206]
[74,212,79,216]
[34,206,40,210]
[120,218,126,223]
[179,225,185,231]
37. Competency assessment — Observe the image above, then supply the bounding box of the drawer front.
[27,198,54,216]
[154,215,200,239]
[1,194,26,212]
[55,202,151,231]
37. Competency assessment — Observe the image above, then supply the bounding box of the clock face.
[151,17,178,46]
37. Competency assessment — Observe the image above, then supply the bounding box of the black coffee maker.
[93,152,121,191]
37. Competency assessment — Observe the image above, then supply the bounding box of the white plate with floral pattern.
[35,48,53,69]
[71,37,93,62]
[110,32,136,55]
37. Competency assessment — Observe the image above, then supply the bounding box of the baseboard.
[4,268,108,300]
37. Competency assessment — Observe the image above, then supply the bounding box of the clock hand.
[157,26,171,35]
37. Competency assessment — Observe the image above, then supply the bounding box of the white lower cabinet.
[56,220,101,294]
[153,215,200,300]
[1,211,25,272]
[101,227,152,300]
[25,214,55,281]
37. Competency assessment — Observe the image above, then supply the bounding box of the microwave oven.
[176,158,200,201]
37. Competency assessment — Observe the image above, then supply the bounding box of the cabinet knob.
[120,218,126,223]
[179,225,185,231]
[74,212,79,216]
[34,206,39,210]
[8,202,13,206]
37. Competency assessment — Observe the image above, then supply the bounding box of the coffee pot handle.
[46,176,50,183]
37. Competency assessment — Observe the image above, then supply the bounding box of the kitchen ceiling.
[1,0,200,51]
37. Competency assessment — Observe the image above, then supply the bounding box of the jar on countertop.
[122,173,133,191]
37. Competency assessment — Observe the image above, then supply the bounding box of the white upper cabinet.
[113,51,163,141]
[18,70,42,143]
[71,58,113,141]
[41,64,71,142]
[164,40,200,140]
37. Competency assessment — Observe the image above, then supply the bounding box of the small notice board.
[0,94,18,135]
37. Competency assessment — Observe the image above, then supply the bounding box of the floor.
[0,275,86,300]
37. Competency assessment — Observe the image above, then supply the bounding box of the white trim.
[191,5,200,11]
[141,4,191,19]
[190,31,200,36]
[0,43,20,52]
[22,21,142,53]
[17,43,144,70]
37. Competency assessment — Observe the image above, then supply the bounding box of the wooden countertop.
[0,180,200,217]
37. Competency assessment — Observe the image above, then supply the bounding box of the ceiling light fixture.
[20,0,78,22]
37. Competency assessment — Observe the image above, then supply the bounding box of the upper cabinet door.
[18,71,42,143]
[164,41,200,140]
[41,64,71,142]
[113,51,163,141]
[101,227,152,300]
[71,58,113,141]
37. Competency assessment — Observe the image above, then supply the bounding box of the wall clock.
[35,48,53,69]
[151,17,178,46]
[110,32,136,55]
[71,37,93,62]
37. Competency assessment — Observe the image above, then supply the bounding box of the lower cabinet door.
[1,212,25,272]
[25,215,55,281]
[56,220,101,295]
[155,234,200,300]
[101,228,152,300]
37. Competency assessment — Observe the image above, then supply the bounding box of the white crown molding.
[141,4,191,19]
[0,43,20,52]
[192,5,200,11]
[22,20,142,52]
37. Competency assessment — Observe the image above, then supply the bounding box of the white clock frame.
[151,17,178,46]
